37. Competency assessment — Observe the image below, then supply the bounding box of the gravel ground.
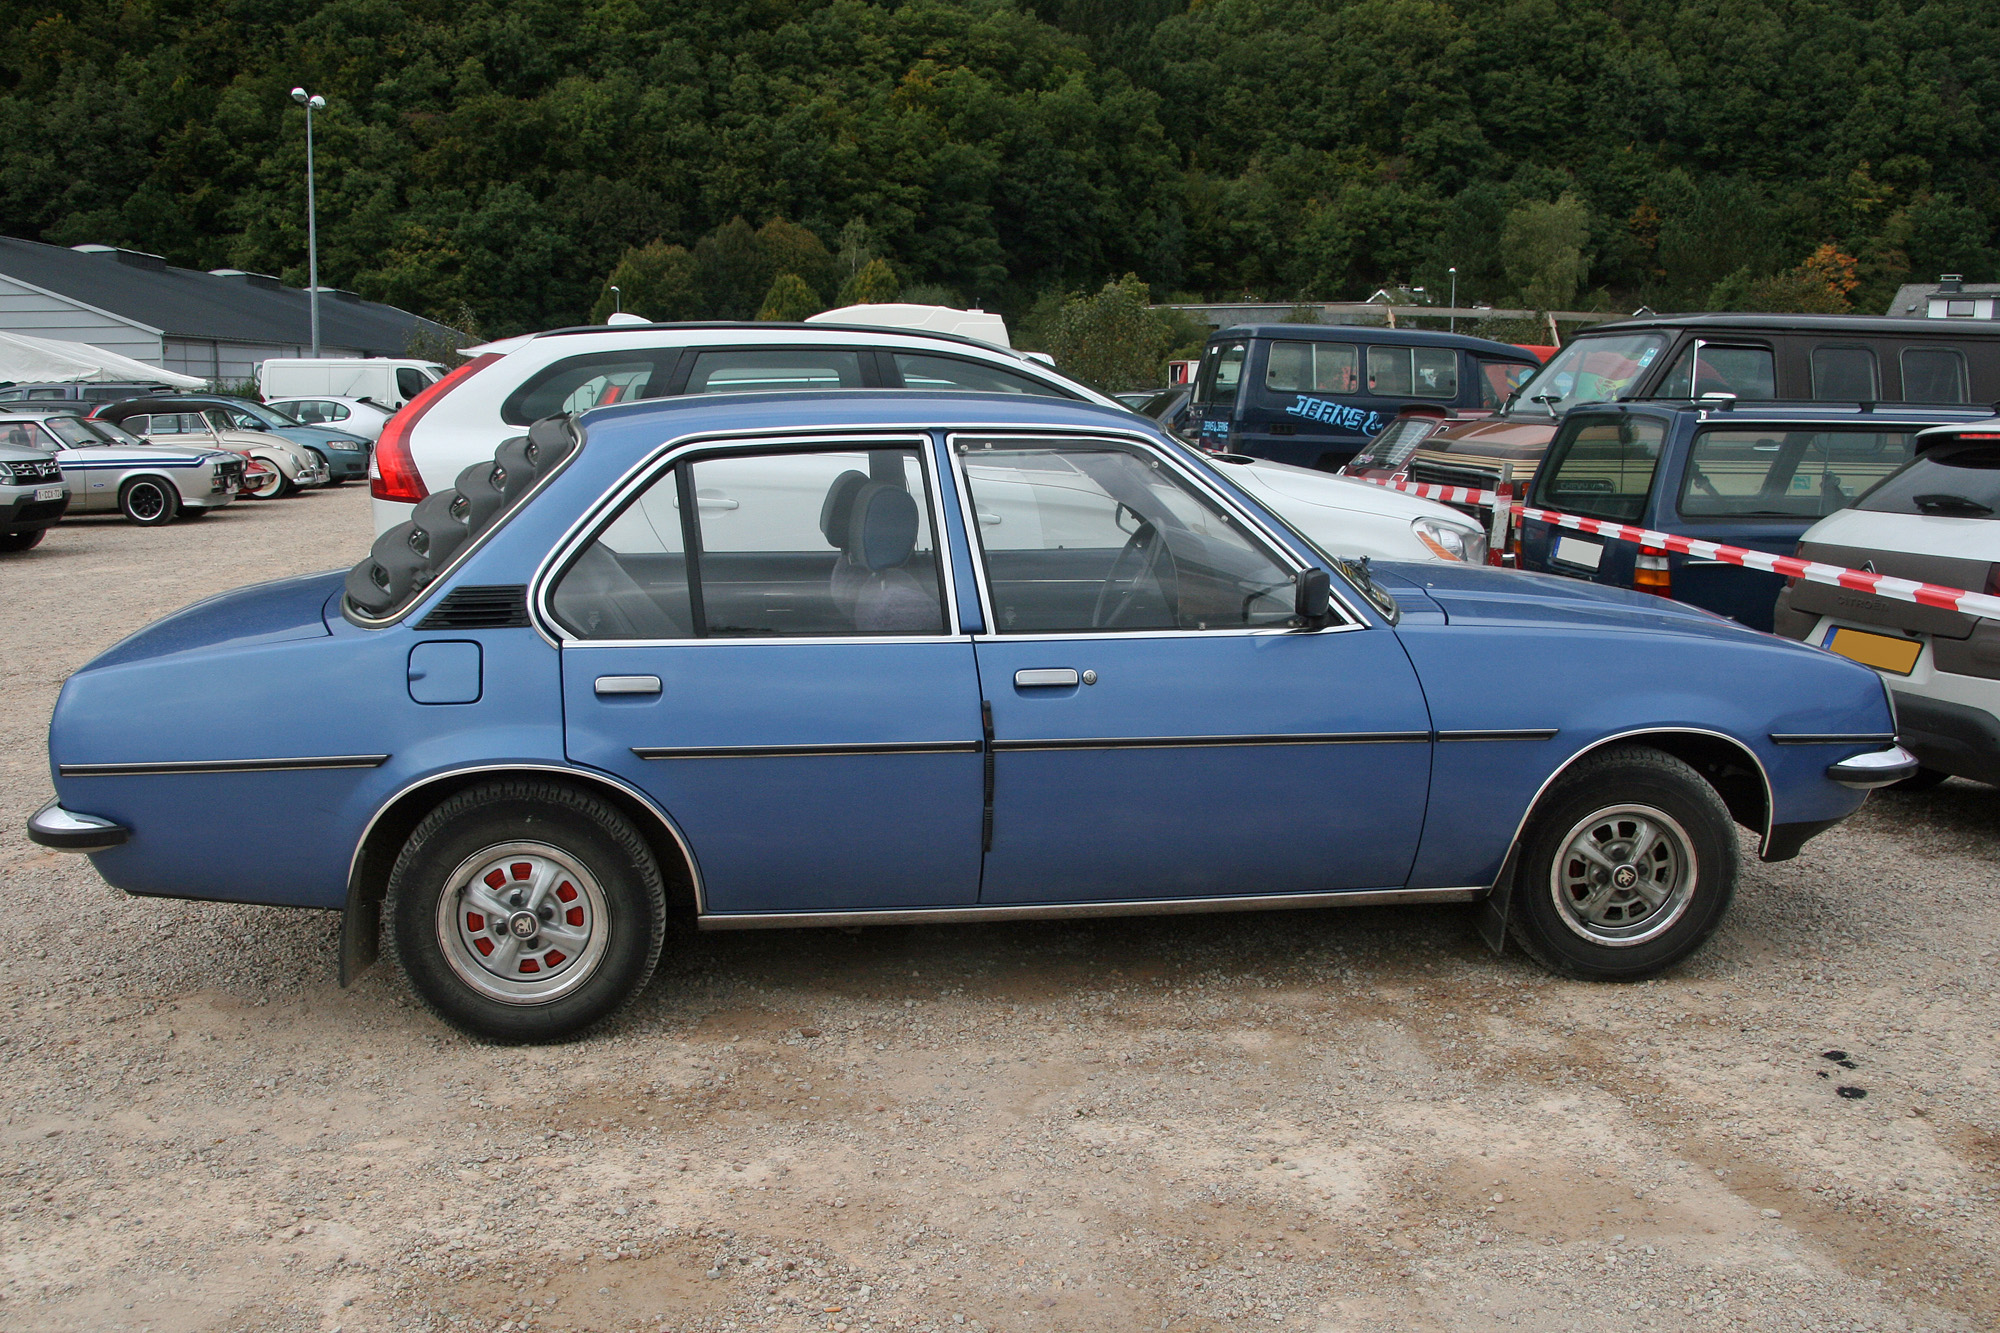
[2,485,1996,1333]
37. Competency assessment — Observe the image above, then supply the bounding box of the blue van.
[1518,400,1991,631]
[1186,325,1542,470]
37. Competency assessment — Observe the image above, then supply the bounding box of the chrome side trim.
[1768,732,1897,746]
[1436,729,1559,742]
[344,761,709,914]
[990,731,1430,753]
[60,754,390,777]
[634,741,981,760]
[696,885,1483,931]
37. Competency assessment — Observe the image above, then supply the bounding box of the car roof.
[0,406,90,421]
[1572,313,1997,338]
[1578,400,1996,426]
[576,388,1158,450]
[473,320,1029,359]
[1205,324,1541,359]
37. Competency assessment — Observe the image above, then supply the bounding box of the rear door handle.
[595,675,661,696]
[1014,668,1079,688]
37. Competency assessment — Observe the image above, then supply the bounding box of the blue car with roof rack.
[29,391,1913,1042]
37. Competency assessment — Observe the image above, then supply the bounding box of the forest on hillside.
[1,0,1995,340]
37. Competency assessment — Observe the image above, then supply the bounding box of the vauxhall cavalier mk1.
[31,393,1913,1041]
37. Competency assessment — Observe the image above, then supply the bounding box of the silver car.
[97,404,327,498]
[0,433,69,552]
[0,410,242,525]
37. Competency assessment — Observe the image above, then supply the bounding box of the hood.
[1411,414,1559,465]
[84,570,342,670]
[1369,561,1768,639]
[1216,458,1479,525]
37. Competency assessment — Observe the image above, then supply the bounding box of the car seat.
[844,481,942,634]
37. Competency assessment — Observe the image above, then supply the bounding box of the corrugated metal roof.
[0,234,458,353]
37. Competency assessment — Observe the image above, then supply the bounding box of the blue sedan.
[30,393,1915,1042]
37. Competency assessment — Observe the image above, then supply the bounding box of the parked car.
[30,392,1911,1041]
[1773,417,2000,788]
[1137,384,1194,440]
[1184,325,1543,471]
[1517,402,1989,630]
[263,394,395,442]
[1210,454,1488,564]
[1405,313,2000,501]
[93,399,327,497]
[0,408,242,525]
[0,428,67,551]
[257,358,444,411]
[0,380,178,405]
[158,394,372,483]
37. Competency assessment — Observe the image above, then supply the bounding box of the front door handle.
[1014,668,1079,688]
[595,675,661,696]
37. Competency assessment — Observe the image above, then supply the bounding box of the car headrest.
[492,436,540,502]
[453,460,511,533]
[819,470,870,549]
[847,482,920,572]
[345,521,429,615]
[406,489,471,569]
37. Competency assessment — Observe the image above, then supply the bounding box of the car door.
[952,433,1434,905]
[549,435,985,916]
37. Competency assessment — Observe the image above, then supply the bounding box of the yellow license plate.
[1824,627,1922,675]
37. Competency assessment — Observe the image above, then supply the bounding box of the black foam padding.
[454,461,510,533]
[407,490,471,568]
[493,437,540,501]
[346,521,428,615]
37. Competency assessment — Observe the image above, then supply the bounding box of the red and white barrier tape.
[1354,474,2000,621]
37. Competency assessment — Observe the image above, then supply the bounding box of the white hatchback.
[1774,418,2000,787]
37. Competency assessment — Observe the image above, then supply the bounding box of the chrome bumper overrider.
[1826,744,1920,790]
[27,801,130,851]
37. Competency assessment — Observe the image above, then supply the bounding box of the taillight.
[1635,549,1671,595]
[371,353,500,504]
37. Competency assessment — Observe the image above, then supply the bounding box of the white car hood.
[1216,458,1473,524]
[1799,506,2000,561]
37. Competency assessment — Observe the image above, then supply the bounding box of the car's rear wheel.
[119,476,179,526]
[384,781,667,1042]
[1508,746,1737,980]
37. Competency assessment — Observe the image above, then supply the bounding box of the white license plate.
[1553,535,1604,571]
[35,485,63,501]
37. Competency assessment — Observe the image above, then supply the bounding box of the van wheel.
[119,477,179,526]
[1508,746,1737,980]
[383,781,667,1043]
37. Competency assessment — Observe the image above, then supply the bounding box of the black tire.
[383,780,667,1042]
[1508,745,1738,980]
[1887,766,1951,792]
[119,476,180,526]
[0,528,46,552]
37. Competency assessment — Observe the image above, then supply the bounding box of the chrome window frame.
[531,428,968,649]
[943,427,1368,641]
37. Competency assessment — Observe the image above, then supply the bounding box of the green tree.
[589,241,699,324]
[757,219,838,304]
[1041,274,1179,387]
[1502,193,1593,312]
[757,272,822,321]
[693,218,772,321]
[837,258,901,305]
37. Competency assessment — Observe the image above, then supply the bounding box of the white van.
[256,358,445,410]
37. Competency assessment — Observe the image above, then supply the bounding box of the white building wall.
[0,273,163,364]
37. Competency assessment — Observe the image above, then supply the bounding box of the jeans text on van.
[1286,396,1382,434]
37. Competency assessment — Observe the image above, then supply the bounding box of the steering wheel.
[1091,518,1179,629]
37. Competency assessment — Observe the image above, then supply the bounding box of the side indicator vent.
[416,585,530,630]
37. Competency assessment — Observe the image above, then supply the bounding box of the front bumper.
[1825,744,1921,790]
[28,801,130,851]
[1891,692,2000,787]
[2,487,70,533]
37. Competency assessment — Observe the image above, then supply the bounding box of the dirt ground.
[2,484,1996,1333]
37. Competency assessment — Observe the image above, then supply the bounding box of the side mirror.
[1294,567,1331,626]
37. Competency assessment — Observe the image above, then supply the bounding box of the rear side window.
[1680,429,1916,520]
[1856,443,2000,518]
[1540,414,1667,523]
[1811,346,1880,401]
[1195,342,1246,407]
[1265,340,1359,394]
[1655,343,1776,400]
[684,349,864,394]
[1366,346,1456,398]
[1900,348,1968,403]
[892,353,1069,397]
[503,353,674,426]
[1476,359,1535,408]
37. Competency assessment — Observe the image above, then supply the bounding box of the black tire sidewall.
[1511,751,1738,980]
[385,787,665,1042]
[120,477,178,526]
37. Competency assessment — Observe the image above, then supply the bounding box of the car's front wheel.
[119,476,179,526]
[384,781,667,1042]
[1508,746,1737,980]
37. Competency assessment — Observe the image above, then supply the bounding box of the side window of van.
[1901,347,1968,403]
[396,368,429,401]
[1265,341,1359,394]
[1196,343,1247,407]
[1367,346,1456,398]
[1811,345,1879,401]
[1655,344,1775,399]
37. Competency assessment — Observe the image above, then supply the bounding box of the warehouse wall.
[0,273,163,364]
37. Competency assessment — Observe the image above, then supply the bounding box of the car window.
[1265,341,1360,394]
[683,349,865,395]
[1680,429,1917,520]
[202,410,235,433]
[396,368,428,400]
[892,353,1068,397]
[1194,342,1245,407]
[0,390,23,402]
[955,437,1302,634]
[0,422,40,448]
[1811,345,1880,401]
[83,418,145,446]
[1900,348,1968,403]
[503,353,672,426]
[1855,442,2000,519]
[285,400,331,424]
[551,445,946,639]
[1655,343,1776,400]
[1540,414,1667,523]
[1511,333,1668,412]
[1476,359,1536,409]
[1365,346,1457,398]
[42,417,99,447]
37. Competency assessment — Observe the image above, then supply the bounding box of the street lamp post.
[610,285,621,315]
[291,87,326,358]
[1448,267,1458,334]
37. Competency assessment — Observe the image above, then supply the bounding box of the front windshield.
[82,418,147,447]
[230,403,300,428]
[1509,333,1668,415]
[42,416,100,447]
